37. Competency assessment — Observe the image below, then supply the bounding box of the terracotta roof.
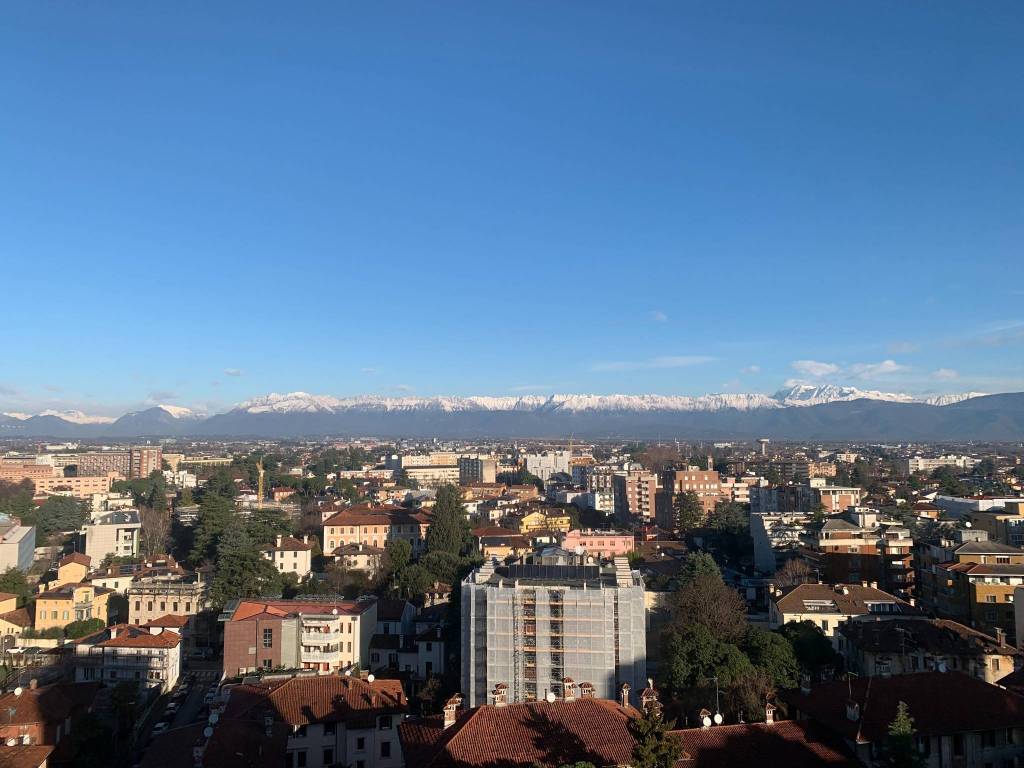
[0,745,55,768]
[141,719,289,768]
[783,671,1024,741]
[58,552,91,568]
[998,667,1024,695]
[0,607,32,628]
[227,598,374,622]
[399,697,640,768]
[955,540,1024,555]
[471,526,517,538]
[93,624,181,649]
[676,720,858,767]
[227,674,407,728]
[774,583,918,617]
[142,613,190,628]
[265,536,313,552]
[331,543,385,556]
[0,682,101,727]
[36,582,112,600]
[0,592,20,603]
[322,505,426,527]
[839,617,1019,657]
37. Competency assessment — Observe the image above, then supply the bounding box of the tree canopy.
[425,485,471,556]
[673,491,703,532]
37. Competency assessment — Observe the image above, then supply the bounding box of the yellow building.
[511,509,572,534]
[0,592,29,639]
[44,553,92,590]
[969,502,1024,548]
[34,583,112,631]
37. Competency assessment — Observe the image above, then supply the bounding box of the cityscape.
[3,3,1024,768]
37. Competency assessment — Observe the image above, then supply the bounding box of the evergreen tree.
[629,704,683,768]
[190,493,235,564]
[209,521,282,609]
[425,484,470,555]
[879,701,926,768]
[673,491,703,532]
[0,567,32,603]
[385,539,412,575]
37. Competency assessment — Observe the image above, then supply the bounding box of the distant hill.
[2,390,1021,440]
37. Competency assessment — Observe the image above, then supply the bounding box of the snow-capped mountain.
[154,404,205,419]
[4,409,115,424]
[922,392,989,407]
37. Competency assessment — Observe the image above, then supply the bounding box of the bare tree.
[139,506,171,559]
[773,558,812,589]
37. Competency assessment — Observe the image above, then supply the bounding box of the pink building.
[562,529,635,559]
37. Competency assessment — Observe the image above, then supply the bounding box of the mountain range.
[2,385,1022,440]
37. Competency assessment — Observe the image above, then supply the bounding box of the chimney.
[561,678,577,702]
[996,627,1007,646]
[303,535,309,545]
[492,683,508,707]
[443,694,463,729]
[579,682,595,698]
[618,682,631,708]
[276,534,283,548]
[869,581,877,590]
[640,679,659,714]
[29,678,38,691]
[765,702,776,725]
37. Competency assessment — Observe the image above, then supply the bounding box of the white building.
[262,535,314,580]
[83,510,141,562]
[73,623,182,691]
[0,515,35,572]
[902,455,979,475]
[524,451,572,482]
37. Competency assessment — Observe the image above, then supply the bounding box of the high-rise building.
[612,467,657,521]
[76,451,131,478]
[130,446,163,479]
[458,457,497,485]
[461,556,646,708]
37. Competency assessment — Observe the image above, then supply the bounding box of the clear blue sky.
[2,2,1022,416]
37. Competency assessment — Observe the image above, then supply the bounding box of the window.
[379,715,393,730]
[426,642,432,651]
[323,723,335,736]
[296,751,307,768]
[381,741,391,758]
[185,602,191,612]
[356,737,365,751]
[323,749,334,765]
[953,734,964,757]
[987,595,998,603]
[263,628,273,648]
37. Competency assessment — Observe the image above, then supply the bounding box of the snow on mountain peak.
[156,404,203,419]
[35,409,116,424]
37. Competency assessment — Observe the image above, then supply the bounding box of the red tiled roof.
[142,613,190,628]
[58,552,91,568]
[774,583,918,617]
[399,698,640,768]
[265,536,313,552]
[141,719,289,768]
[0,745,55,768]
[95,624,181,649]
[227,674,406,728]
[323,506,429,527]
[228,598,374,622]
[676,720,858,768]
[783,671,1024,741]
[0,682,101,727]
[0,592,20,603]
[0,608,32,628]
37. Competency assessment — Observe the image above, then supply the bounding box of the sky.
[2,2,1023,417]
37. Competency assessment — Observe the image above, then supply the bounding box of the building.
[561,529,634,559]
[225,673,408,768]
[507,509,572,534]
[74,450,131,477]
[837,616,1019,684]
[659,467,726,515]
[0,681,101,759]
[72,623,182,691]
[34,582,112,631]
[130,446,163,479]
[612,467,658,521]
[47,552,91,588]
[83,510,141,562]
[402,465,460,488]
[460,556,646,707]
[901,454,978,475]
[768,582,919,644]
[323,506,431,557]
[806,478,863,513]
[785,672,1024,768]
[328,543,386,575]
[0,515,35,572]
[471,527,531,561]
[523,451,571,482]
[127,567,209,650]
[32,472,117,497]
[968,501,1024,547]
[458,457,497,485]
[221,598,377,677]
[933,494,1024,518]
[262,535,314,579]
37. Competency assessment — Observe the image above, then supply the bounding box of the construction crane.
[256,458,265,511]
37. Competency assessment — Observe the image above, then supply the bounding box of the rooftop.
[774,583,918,617]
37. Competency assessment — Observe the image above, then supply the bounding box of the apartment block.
[458,457,497,485]
[323,506,431,557]
[461,557,646,707]
[76,451,131,478]
[221,598,378,677]
[0,514,35,572]
[73,623,182,691]
[612,468,657,521]
[262,535,314,579]
[83,510,141,562]
[659,467,725,515]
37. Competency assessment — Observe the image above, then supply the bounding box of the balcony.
[302,648,341,663]
[302,630,342,644]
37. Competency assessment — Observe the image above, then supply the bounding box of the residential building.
[73,623,182,691]
[127,568,209,650]
[328,543,386,575]
[837,616,1019,684]
[901,454,979,475]
[524,451,571,482]
[47,552,91,589]
[220,598,377,677]
[262,535,314,579]
[805,478,863,513]
[460,556,646,707]
[785,672,1024,768]
[75,451,130,477]
[768,582,919,645]
[0,514,35,572]
[323,506,431,557]
[0,681,101,758]
[507,508,572,534]
[129,446,163,479]
[934,494,1023,518]
[471,527,531,561]
[226,673,408,768]
[34,582,112,631]
[32,472,117,497]
[968,501,1024,547]
[90,554,186,594]
[561,529,634,559]
[83,510,141,562]
[458,457,496,485]
[402,465,460,488]
[659,467,726,516]
[612,467,658,521]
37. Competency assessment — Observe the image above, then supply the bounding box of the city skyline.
[3,2,1023,415]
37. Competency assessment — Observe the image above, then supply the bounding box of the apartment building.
[561,529,635,559]
[458,457,496,485]
[901,454,978,475]
[83,510,141,562]
[804,477,863,513]
[73,623,182,691]
[227,674,408,768]
[401,465,460,488]
[76,451,131,477]
[658,467,725,515]
[0,514,35,572]
[508,509,572,534]
[769,582,919,645]
[523,451,572,482]
[262,535,314,579]
[128,568,209,650]
[0,462,56,483]
[461,557,646,707]
[33,472,117,497]
[323,506,431,557]
[968,501,1024,547]
[34,582,112,631]
[130,446,163,479]
[612,467,657,521]
[221,598,378,677]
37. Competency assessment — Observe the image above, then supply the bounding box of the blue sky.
[2,2,1023,416]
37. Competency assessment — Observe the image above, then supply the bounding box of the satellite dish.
[332,608,339,615]
[203,727,214,738]
[344,669,352,676]
[367,674,375,683]
[5,739,15,747]
[964,521,972,528]
[702,715,712,728]
[13,687,22,697]
[713,713,724,725]
[545,691,557,703]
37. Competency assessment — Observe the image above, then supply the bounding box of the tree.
[139,505,171,558]
[673,491,703,532]
[64,618,105,639]
[878,701,926,768]
[426,485,470,556]
[0,568,31,604]
[740,627,799,689]
[668,571,748,643]
[27,496,89,536]
[679,552,721,585]
[190,493,235,564]
[178,486,194,506]
[385,539,411,575]
[209,522,282,609]
[629,702,683,768]
[420,551,463,586]
[773,559,812,589]
[245,506,291,546]
[778,620,841,676]
[395,564,435,599]
[661,622,754,694]
[707,502,748,535]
